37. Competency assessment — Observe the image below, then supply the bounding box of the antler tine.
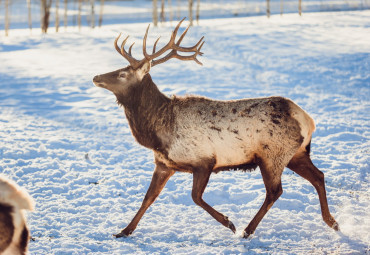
[129,42,135,56]
[174,35,204,53]
[153,37,161,54]
[143,17,185,61]
[114,33,143,69]
[151,39,205,67]
[114,33,123,56]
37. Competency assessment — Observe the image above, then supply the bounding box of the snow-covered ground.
[0,9,369,255]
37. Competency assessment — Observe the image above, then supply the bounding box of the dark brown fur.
[0,203,14,253]
[116,74,174,154]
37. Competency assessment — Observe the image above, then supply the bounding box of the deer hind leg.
[243,162,283,238]
[287,151,339,231]
[114,163,175,238]
[192,169,236,233]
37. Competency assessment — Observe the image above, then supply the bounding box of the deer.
[0,174,34,255]
[92,18,339,238]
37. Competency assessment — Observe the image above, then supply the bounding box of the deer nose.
[93,75,100,83]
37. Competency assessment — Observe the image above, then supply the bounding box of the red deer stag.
[93,18,339,238]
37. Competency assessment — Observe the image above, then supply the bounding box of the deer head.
[93,18,204,96]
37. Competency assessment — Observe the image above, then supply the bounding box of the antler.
[144,17,205,67]
[114,18,204,69]
[114,34,146,70]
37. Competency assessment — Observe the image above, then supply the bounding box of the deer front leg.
[114,163,175,238]
[191,169,236,233]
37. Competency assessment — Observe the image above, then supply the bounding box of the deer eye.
[119,73,126,78]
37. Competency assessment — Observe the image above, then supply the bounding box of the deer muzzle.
[93,75,106,88]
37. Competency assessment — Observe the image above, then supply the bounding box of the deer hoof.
[113,229,133,238]
[332,222,340,231]
[228,221,236,233]
[242,230,254,239]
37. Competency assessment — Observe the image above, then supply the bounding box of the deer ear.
[136,61,151,80]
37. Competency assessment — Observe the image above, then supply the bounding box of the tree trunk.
[196,0,200,25]
[168,0,173,22]
[160,0,165,23]
[5,0,9,36]
[98,0,104,27]
[56,0,60,32]
[280,0,283,15]
[64,0,67,29]
[298,0,302,16]
[78,0,82,30]
[90,0,95,28]
[266,0,270,18]
[188,0,193,26]
[27,0,32,31]
[41,0,52,33]
[153,0,158,26]
[177,0,181,19]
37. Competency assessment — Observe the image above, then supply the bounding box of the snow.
[1,8,370,255]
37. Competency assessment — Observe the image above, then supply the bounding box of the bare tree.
[5,0,9,36]
[280,0,284,15]
[64,0,67,29]
[266,0,270,18]
[56,0,60,32]
[78,0,82,30]
[27,0,32,31]
[98,0,105,27]
[160,0,165,23]
[90,0,95,28]
[196,0,200,25]
[177,0,181,19]
[41,0,52,33]
[169,0,173,22]
[153,0,158,26]
[188,0,193,26]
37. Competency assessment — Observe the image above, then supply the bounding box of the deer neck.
[116,74,172,151]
